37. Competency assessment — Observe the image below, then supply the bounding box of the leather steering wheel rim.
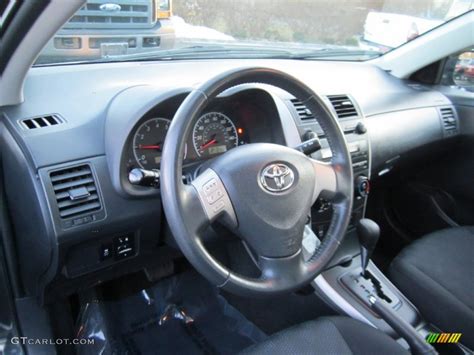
[161,67,353,296]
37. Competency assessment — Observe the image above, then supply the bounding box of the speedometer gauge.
[133,117,171,169]
[192,112,238,158]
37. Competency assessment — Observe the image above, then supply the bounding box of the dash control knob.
[355,122,367,135]
[356,176,370,197]
[303,130,318,141]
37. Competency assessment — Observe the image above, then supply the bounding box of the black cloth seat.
[241,316,408,354]
[390,226,474,349]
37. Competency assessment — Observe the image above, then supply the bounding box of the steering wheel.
[161,67,353,296]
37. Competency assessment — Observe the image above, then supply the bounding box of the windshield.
[35,0,473,65]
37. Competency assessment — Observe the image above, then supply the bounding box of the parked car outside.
[38,0,176,64]
[360,0,473,52]
[455,56,474,82]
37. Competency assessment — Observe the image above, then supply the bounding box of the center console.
[288,94,370,237]
[287,95,437,351]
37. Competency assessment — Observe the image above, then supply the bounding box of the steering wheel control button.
[202,178,225,204]
[212,200,226,213]
[259,163,295,193]
[192,169,237,227]
[203,178,218,194]
[207,190,223,204]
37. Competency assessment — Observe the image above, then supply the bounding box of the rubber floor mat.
[76,271,267,354]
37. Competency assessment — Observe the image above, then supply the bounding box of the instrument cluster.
[123,90,285,186]
[126,110,249,171]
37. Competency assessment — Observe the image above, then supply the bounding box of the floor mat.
[76,272,267,355]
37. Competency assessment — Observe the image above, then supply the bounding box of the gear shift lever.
[357,219,380,277]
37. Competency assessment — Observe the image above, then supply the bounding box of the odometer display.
[192,112,238,158]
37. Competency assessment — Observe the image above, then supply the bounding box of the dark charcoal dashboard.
[0,59,461,302]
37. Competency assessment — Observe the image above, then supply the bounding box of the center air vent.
[439,107,457,134]
[20,114,64,130]
[327,95,358,119]
[290,99,315,121]
[50,165,102,219]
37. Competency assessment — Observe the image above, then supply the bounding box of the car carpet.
[76,271,267,355]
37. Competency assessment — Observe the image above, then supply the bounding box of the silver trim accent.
[313,273,376,328]
[191,168,237,228]
[301,226,376,327]
[259,163,295,193]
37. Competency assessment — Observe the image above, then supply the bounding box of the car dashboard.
[0,59,460,303]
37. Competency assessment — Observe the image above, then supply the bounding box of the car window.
[34,0,474,66]
[0,0,19,35]
[441,50,474,92]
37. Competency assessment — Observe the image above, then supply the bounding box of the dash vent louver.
[439,107,457,132]
[50,165,102,219]
[290,99,315,121]
[327,95,358,119]
[20,114,64,130]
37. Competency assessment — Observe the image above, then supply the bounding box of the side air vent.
[327,95,358,119]
[439,107,457,133]
[50,165,102,219]
[290,99,315,121]
[20,114,64,130]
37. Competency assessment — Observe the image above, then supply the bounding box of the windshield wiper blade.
[120,45,300,61]
[34,45,381,67]
[35,44,300,66]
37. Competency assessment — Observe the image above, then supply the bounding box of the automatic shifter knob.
[357,219,380,277]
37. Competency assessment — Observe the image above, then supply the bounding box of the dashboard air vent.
[290,99,315,121]
[50,164,102,219]
[327,95,358,119]
[439,107,457,132]
[20,114,64,130]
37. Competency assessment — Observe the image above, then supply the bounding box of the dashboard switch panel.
[99,243,113,261]
[114,234,136,260]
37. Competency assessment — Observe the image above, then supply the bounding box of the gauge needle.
[138,144,161,150]
[200,139,217,150]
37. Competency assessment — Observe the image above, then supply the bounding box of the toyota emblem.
[260,163,295,193]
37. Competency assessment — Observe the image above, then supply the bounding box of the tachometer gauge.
[133,117,173,169]
[192,112,238,158]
